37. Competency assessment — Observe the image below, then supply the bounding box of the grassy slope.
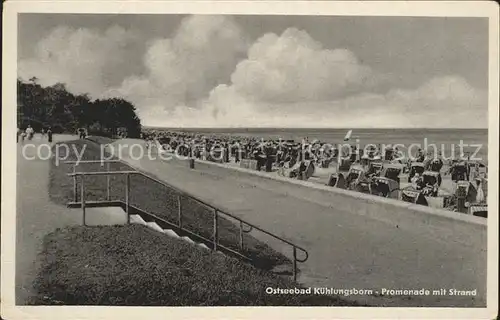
[29,225,361,306]
[49,139,288,270]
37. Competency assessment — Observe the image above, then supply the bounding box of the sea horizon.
[142,126,489,162]
[145,126,488,131]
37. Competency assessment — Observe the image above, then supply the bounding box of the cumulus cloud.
[172,27,487,128]
[103,15,248,121]
[18,25,142,97]
[185,75,487,128]
[381,76,488,127]
[230,28,373,103]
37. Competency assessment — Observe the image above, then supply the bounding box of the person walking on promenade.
[47,127,53,144]
[79,128,87,139]
[25,125,34,141]
[20,129,26,144]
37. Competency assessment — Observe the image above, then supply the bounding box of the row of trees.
[17,77,142,138]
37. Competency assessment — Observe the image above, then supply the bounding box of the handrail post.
[81,175,86,226]
[73,165,77,202]
[106,161,110,201]
[293,247,297,281]
[239,221,244,250]
[177,195,183,229]
[125,173,130,224]
[213,209,218,251]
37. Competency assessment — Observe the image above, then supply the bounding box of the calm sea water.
[150,128,489,163]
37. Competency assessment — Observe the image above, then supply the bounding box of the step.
[198,243,210,250]
[163,229,180,238]
[181,236,196,245]
[271,264,294,275]
[146,221,164,232]
[137,218,232,256]
[130,214,147,225]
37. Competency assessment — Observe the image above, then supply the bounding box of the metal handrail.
[65,160,123,164]
[69,171,139,176]
[65,160,309,279]
[119,168,309,264]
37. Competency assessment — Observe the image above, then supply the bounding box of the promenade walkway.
[15,134,81,304]
[116,141,487,307]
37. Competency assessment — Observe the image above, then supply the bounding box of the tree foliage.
[17,79,142,137]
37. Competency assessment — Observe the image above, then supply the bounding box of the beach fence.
[65,159,309,280]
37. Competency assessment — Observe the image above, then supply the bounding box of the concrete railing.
[184,157,487,250]
[162,153,487,226]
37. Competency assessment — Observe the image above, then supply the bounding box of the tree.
[17,79,142,136]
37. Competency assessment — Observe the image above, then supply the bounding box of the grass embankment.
[49,139,289,270]
[29,225,361,306]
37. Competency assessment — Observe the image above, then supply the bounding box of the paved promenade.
[15,134,81,304]
[116,141,487,307]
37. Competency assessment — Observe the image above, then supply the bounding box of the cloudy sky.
[18,14,489,128]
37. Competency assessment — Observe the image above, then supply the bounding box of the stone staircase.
[129,214,212,251]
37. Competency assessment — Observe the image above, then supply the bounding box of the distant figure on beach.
[234,141,241,163]
[41,128,46,138]
[411,173,421,189]
[475,178,485,203]
[298,161,307,178]
[416,149,425,162]
[276,147,284,164]
[223,142,230,163]
[471,162,480,180]
[449,161,468,182]
[428,157,443,172]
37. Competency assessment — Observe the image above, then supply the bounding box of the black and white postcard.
[2,1,499,319]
